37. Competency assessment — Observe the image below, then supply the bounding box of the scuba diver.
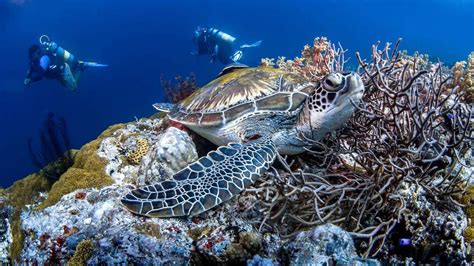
[192,27,262,64]
[24,35,108,91]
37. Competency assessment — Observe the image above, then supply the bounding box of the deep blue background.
[0,0,473,187]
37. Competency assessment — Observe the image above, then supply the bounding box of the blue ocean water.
[0,0,472,188]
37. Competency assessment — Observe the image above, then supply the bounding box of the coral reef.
[152,126,199,173]
[3,37,471,265]
[251,39,472,262]
[462,184,474,260]
[99,120,198,186]
[6,173,53,260]
[5,115,379,265]
[37,123,124,209]
[285,224,356,265]
[160,73,199,103]
[0,196,12,264]
[395,181,468,262]
[3,123,124,261]
[19,180,193,264]
[284,224,380,265]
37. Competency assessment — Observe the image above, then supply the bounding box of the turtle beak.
[347,73,364,96]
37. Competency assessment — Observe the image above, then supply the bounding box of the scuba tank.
[39,35,78,66]
[209,28,236,44]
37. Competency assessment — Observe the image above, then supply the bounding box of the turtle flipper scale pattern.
[121,139,277,218]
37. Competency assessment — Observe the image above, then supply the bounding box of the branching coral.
[27,113,75,182]
[160,73,199,103]
[260,37,347,82]
[249,39,472,259]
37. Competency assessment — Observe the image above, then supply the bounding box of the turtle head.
[298,72,364,140]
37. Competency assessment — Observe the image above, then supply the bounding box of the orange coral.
[261,37,346,82]
[464,52,474,103]
[450,51,474,103]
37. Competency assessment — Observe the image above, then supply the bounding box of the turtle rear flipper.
[121,139,277,217]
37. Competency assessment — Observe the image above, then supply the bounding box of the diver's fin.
[121,139,277,217]
[79,61,109,68]
[217,63,249,77]
[153,103,175,113]
[240,40,262,49]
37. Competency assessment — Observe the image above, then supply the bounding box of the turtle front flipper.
[121,139,277,218]
[153,103,175,113]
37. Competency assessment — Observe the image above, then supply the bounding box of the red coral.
[63,225,70,235]
[46,237,65,265]
[55,236,65,247]
[166,225,182,233]
[202,235,226,252]
[62,225,79,236]
[191,216,202,224]
[160,73,198,103]
[38,233,50,250]
[75,191,87,200]
[203,240,214,251]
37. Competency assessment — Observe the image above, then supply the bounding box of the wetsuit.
[25,45,82,90]
[193,27,261,64]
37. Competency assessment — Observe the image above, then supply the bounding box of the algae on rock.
[6,123,125,260]
[6,173,53,260]
[68,239,94,266]
[462,185,474,260]
[38,124,124,209]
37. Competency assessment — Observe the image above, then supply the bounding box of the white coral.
[154,127,198,173]
[98,119,198,186]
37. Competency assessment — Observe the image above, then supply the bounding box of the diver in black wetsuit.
[24,35,108,91]
[192,27,262,64]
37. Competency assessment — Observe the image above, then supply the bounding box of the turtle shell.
[168,67,314,127]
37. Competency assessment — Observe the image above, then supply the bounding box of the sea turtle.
[121,66,364,218]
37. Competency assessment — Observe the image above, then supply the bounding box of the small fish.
[399,238,410,246]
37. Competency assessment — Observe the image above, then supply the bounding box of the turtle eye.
[323,73,343,91]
